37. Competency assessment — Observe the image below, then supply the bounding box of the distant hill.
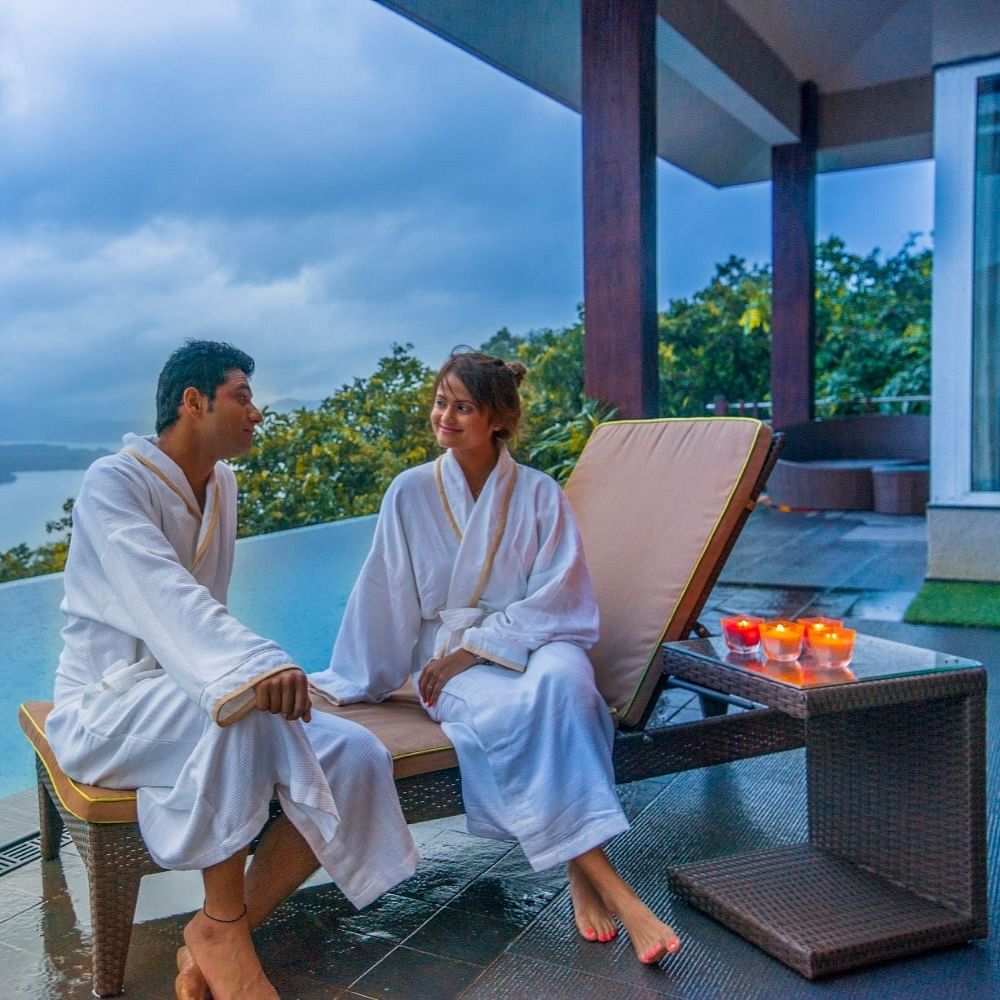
[0,443,111,483]
[268,397,322,412]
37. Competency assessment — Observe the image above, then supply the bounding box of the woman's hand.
[419,649,478,707]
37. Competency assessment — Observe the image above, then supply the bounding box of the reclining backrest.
[563,418,774,728]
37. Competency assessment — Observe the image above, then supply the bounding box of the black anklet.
[202,903,248,923]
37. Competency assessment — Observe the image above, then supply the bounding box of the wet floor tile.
[0,887,42,923]
[844,589,918,621]
[401,905,524,966]
[461,952,680,999]
[0,939,97,999]
[350,943,482,999]
[448,872,562,927]
[616,779,666,821]
[707,584,819,620]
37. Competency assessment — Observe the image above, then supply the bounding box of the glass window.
[971,74,1000,491]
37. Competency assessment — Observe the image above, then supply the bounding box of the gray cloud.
[0,0,933,444]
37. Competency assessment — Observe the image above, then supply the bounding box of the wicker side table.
[663,635,988,978]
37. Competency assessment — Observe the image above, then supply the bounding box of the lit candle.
[760,620,804,662]
[798,617,844,649]
[810,627,856,667]
[720,615,762,653]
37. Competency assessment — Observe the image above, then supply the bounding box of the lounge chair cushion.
[564,418,773,728]
[20,687,456,824]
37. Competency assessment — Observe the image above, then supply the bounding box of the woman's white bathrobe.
[310,447,628,871]
[46,434,417,908]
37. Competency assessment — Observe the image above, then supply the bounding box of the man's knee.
[308,715,393,774]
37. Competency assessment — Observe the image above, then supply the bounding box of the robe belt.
[433,607,487,659]
[92,654,163,695]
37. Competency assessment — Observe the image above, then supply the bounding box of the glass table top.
[665,633,981,689]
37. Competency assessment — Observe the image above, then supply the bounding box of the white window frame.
[932,54,1000,506]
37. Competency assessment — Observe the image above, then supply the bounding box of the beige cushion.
[564,417,773,727]
[20,701,140,823]
[21,687,456,825]
[311,682,457,779]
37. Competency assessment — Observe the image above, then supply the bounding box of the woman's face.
[430,374,500,460]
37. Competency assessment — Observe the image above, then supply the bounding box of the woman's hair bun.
[505,361,527,387]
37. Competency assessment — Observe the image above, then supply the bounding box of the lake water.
[0,515,377,798]
[0,469,87,550]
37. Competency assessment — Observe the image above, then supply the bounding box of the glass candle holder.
[798,616,844,649]
[720,615,762,653]
[810,627,857,667]
[760,620,804,662]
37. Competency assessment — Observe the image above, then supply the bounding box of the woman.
[309,350,681,963]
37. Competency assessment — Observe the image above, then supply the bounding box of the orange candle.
[798,617,844,649]
[721,615,762,653]
[810,627,856,666]
[760,620,804,662]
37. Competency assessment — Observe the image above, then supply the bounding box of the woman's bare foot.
[614,894,681,964]
[568,860,618,943]
[175,946,211,1000]
[182,910,279,1000]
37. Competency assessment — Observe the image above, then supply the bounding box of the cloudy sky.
[0,0,933,443]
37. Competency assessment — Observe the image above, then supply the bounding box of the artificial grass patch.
[904,580,1000,628]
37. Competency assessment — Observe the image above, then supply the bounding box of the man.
[46,341,418,1000]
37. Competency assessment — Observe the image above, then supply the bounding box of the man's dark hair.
[155,340,255,434]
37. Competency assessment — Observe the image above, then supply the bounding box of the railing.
[707,395,931,420]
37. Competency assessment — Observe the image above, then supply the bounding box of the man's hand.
[418,649,478,707]
[254,667,312,722]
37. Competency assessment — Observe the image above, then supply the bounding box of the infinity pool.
[0,516,377,798]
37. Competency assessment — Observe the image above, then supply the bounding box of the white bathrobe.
[310,447,628,870]
[46,434,418,908]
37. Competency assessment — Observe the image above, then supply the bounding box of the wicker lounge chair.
[18,416,794,997]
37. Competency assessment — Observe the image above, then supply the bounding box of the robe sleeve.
[79,462,296,725]
[309,480,422,704]
[460,482,600,671]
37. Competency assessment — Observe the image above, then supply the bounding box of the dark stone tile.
[351,944,482,999]
[387,859,481,907]
[846,589,919,622]
[271,929,398,989]
[419,829,515,868]
[402,905,523,966]
[480,848,569,894]
[448,872,562,927]
[616,779,665,821]
[460,952,681,999]
[837,541,928,591]
[706,584,819,620]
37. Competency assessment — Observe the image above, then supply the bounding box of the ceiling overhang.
[376,0,945,187]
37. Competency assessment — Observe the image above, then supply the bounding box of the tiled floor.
[2,506,996,999]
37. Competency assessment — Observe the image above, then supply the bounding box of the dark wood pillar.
[581,0,658,418]
[770,81,818,430]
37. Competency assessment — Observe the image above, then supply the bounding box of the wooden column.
[770,82,818,430]
[581,0,658,418]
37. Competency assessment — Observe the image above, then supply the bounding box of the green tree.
[814,236,931,413]
[232,344,436,535]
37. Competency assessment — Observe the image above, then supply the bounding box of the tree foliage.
[233,344,436,536]
[1,237,933,580]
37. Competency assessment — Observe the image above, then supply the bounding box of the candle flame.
[738,619,749,627]
[776,624,785,633]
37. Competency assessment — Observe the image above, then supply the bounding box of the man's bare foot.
[568,860,618,943]
[615,895,681,964]
[182,909,279,1000]
[175,946,211,1000]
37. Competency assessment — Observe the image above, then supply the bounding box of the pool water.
[0,516,377,798]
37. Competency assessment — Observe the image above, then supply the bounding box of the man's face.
[201,369,263,460]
